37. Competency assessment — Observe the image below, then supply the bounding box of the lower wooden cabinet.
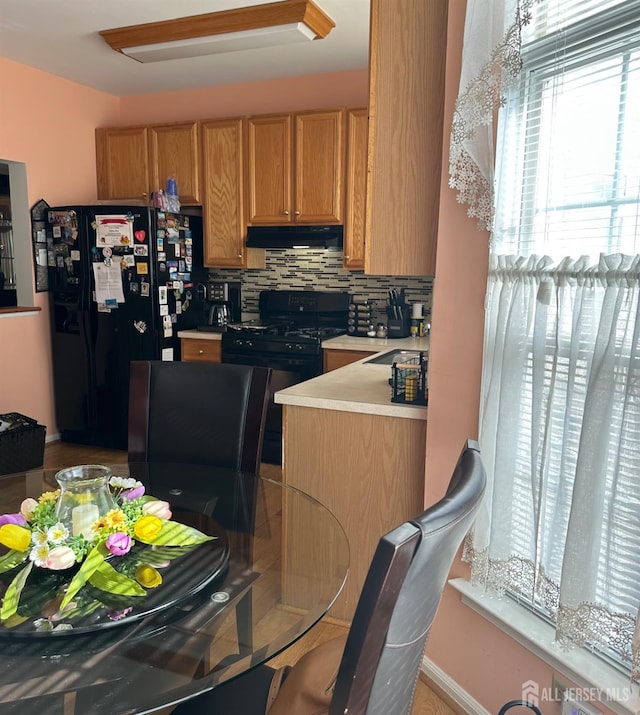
[323,348,376,372]
[180,338,221,363]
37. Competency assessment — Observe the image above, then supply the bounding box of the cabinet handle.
[294,210,300,216]
[198,349,204,354]
[283,210,289,216]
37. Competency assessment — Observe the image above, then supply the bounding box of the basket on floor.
[0,412,46,475]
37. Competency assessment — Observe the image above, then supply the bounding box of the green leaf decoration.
[0,549,28,574]
[89,560,145,598]
[60,543,108,610]
[135,520,214,547]
[0,612,29,629]
[1,561,33,621]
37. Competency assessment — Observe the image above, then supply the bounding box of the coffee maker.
[199,281,242,330]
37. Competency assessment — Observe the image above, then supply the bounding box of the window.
[467,0,640,677]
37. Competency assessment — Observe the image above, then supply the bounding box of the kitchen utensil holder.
[387,314,411,338]
[390,352,428,405]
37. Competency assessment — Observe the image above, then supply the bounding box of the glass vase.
[55,464,116,540]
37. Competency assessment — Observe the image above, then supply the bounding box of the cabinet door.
[343,108,368,269]
[149,122,200,205]
[96,127,150,201]
[365,0,447,276]
[201,119,246,268]
[295,110,344,223]
[323,349,376,372]
[247,115,292,224]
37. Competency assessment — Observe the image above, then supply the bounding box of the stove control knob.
[285,343,293,351]
[296,344,304,351]
[246,340,253,348]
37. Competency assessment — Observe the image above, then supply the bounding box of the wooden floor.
[43,441,461,715]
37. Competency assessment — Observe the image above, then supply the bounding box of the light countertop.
[275,342,429,420]
[177,329,223,340]
[321,335,429,352]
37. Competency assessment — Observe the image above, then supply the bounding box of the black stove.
[221,290,350,465]
[222,291,350,361]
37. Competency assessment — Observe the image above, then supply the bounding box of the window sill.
[0,306,41,317]
[449,578,640,715]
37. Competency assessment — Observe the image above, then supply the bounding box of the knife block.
[387,314,411,338]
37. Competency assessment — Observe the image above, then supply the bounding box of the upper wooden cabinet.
[148,122,200,204]
[96,127,150,202]
[247,110,345,225]
[365,0,448,276]
[200,118,246,268]
[96,121,200,204]
[343,107,368,270]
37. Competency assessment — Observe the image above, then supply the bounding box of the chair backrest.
[329,439,486,715]
[128,361,272,474]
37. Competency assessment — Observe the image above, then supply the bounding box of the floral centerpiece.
[0,469,213,631]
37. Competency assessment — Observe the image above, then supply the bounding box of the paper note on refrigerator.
[93,262,125,304]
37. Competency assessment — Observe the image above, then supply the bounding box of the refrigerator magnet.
[160,304,169,316]
[130,282,139,294]
[158,286,167,304]
[158,252,166,262]
[102,247,112,259]
[157,238,164,251]
[70,250,80,261]
[140,282,150,297]
[175,300,182,315]
[134,245,148,256]
[136,263,148,275]
[134,230,146,243]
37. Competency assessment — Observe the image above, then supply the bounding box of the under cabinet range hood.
[246,224,343,249]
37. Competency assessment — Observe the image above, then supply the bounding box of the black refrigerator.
[44,205,208,449]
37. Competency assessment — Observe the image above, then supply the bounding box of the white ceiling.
[0,0,370,96]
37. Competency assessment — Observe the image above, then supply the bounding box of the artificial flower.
[109,476,139,490]
[31,530,49,547]
[0,524,31,552]
[0,513,26,527]
[105,532,132,556]
[38,490,59,504]
[30,543,50,567]
[104,509,127,530]
[46,522,69,544]
[20,498,38,519]
[142,500,172,520]
[121,485,145,501]
[45,546,76,571]
[135,564,162,588]
[133,515,162,542]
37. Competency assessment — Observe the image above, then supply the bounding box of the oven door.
[221,351,322,465]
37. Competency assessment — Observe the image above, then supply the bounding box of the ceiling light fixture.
[99,0,335,64]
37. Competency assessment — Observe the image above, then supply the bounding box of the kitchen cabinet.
[180,337,221,363]
[365,0,448,276]
[148,122,200,204]
[323,347,376,372]
[343,107,368,270]
[247,110,345,225]
[281,404,425,621]
[200,118,264,269]
[96,126,150,202]
[96,121,200,204]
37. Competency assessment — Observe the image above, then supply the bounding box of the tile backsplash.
[207,248,433,324]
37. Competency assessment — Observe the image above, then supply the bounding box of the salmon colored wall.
[117,69,369,125]
[0,57,120,434]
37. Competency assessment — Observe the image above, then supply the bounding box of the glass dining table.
[0,462,349,714]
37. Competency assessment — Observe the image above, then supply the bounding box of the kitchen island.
[275,339,428,622]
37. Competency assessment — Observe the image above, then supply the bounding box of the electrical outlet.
[561,698,602,715]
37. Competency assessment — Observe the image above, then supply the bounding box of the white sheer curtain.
[472,254,640,672]
[453,0,640,675]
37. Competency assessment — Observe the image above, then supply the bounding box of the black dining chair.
[128,360,272,474]
[172,439,487,715]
